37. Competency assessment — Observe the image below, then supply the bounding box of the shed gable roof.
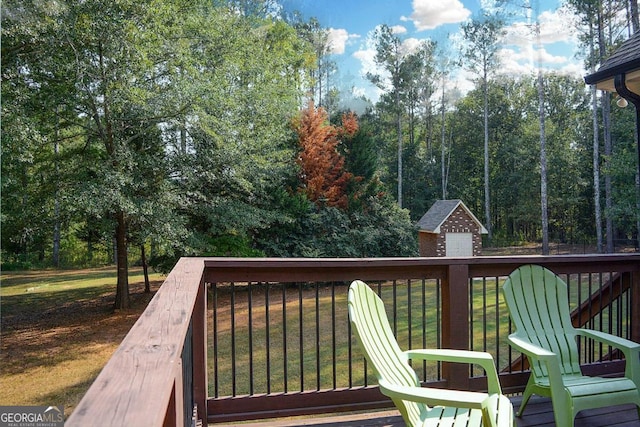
[417,199,488,234]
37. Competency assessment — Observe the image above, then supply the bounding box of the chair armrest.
[577,329,640,387]
[405,349,502,394]
[507,334,556,360]
[378,378,489,409]
[576,329,640,352]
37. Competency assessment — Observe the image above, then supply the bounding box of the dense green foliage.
[2,0,638,288]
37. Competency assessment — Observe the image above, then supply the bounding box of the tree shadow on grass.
[1,280,162,376]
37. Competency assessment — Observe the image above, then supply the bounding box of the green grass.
[0,266,165,417]
[209,273,631,397]
[210,280,466,397]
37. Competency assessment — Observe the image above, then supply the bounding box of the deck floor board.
[211,396,640,426]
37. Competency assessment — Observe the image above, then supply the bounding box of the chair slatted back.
[502,265,582,378]
[348,280,426,425]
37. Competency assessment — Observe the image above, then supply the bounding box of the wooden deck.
[211,396,640,426]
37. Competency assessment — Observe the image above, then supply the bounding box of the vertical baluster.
[348,294,353,388]
[282,282,288,393]
[587,274,595,363]
[266,283,271,394]
[299,282,304,392]
[422,279,427,382]
[598,272,604,359]
[436,278,442,380]
[407,279,412,351]
[469,277,474,353]
[392,280,398,335]
[577,273,583,361]
[315,281,321,391]
[248,281,254,395]
[331,281,337,389]
[231,282,236,396]
[212,283,219,398]
[494,276,500,372]
[482,276,487,354]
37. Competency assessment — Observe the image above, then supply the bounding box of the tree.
[367,25,406,208]
[292,17,336,112]
[173,15,312,262]
[4,0,230,307]
[569,0,634,252]
[294,101,354,209]
[461,13,505,243]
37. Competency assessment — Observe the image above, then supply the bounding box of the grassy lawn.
[0,267,164,417]
[209,279,512,397]
[208,272,626,397]
[1,261,625,417]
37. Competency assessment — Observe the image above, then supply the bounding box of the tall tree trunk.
[441,79,447,200]
[591,84,603,253]
[114,210,129,310]
[586,20,604,253]
[596,4,614,253]
[630,0,639,32]
[396,89,403,208]
[483,70,492,242]
[141,244,150,293]
[603,93,614,253]
[538,66,549,255]
[53,110,61,267]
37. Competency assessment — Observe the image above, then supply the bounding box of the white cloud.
[539,8,578,44]
[327,28,360,55]
[352,34,425,90]
[501,46,567,66]
[400,38,423,56]
[403,0,471,31]
[353,48,378,78]
[495,45,584,79]
[391,25,407,34]
[503,8,578,47]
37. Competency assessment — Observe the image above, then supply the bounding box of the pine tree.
[295,101,354,209]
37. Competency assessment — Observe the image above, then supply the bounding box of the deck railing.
[65,254,640,426]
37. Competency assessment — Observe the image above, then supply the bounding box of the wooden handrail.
[66,257,208,427]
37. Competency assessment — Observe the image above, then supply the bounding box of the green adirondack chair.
[502,264,640,427]
[348,280,514,427]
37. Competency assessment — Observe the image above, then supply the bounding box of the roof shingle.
[584,31,640,84]
[417,200,487,234]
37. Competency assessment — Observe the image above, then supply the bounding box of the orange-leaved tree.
[294,101,356,209]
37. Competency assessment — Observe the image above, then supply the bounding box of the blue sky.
[279,0,584,105]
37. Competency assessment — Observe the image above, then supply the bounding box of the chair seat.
[422,394,513,427]
[536,375,638,397]
[422,406,481,427]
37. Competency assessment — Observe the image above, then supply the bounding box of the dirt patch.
[0,280,162,414]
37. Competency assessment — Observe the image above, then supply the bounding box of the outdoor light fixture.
[616,95,629,108]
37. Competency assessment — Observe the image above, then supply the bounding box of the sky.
[278,0,585,107]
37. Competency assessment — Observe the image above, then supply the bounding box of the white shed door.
[445,233,473,257]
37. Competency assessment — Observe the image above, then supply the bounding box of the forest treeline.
[2,0,639,308]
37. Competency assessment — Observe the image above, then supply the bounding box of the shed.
[417,199,488,257]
